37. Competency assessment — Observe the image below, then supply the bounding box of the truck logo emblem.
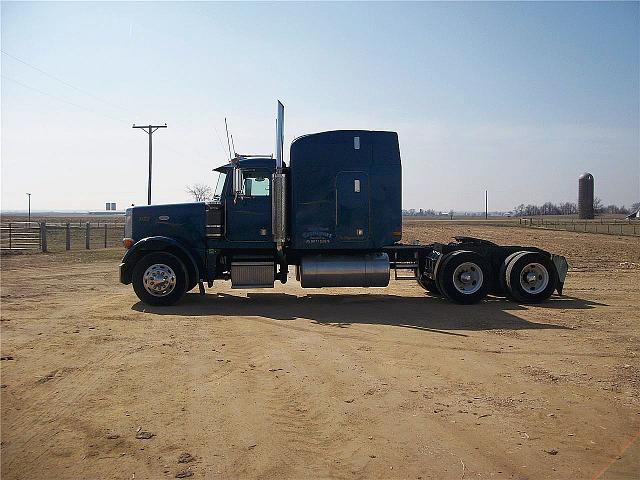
[158,215,170,221]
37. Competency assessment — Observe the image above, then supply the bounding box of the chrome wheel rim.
[519,262,549,294]
[143,263,177,297]
[452,262,483,294]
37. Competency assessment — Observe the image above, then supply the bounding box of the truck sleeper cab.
[119,103,568,306]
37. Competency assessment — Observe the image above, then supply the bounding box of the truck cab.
[209,156,276,245]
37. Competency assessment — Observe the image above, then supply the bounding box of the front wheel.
[437,250,491,304]
[132,252,188,306]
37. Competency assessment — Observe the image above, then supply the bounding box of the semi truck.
[120,102,568,306]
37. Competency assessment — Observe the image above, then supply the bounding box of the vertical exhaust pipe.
[272,100,287,256]
[275,100,284,172]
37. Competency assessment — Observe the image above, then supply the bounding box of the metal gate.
[0,222,41,252]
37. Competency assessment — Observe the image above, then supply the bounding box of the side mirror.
[232,166,244,196]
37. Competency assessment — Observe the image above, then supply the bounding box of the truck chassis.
[120,234,568,306]
[384,236,567,304]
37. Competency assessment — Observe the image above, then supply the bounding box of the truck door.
[226,169,272,243]
[336,171,369,241]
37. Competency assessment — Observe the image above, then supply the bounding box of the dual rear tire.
[501,251,557,303]
[417,250,491,304]
[418,249,557,304]
[436,251,492,304]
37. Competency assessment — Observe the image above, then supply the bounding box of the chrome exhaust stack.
[272,100,287,252]
[275,100,284,172]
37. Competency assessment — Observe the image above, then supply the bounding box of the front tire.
[132,252,188,306]
[437,251,491,304]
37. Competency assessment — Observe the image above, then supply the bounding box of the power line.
[1,49,131,114]
[5,73,219,167]
[2,60,217,167]
[212,125,229,157]
[1,74,127,123]
[1,50,227,166]
[4,74,213,167]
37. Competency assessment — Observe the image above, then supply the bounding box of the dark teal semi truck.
[120,102,568,306]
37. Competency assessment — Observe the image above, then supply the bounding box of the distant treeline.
[403,209,447,217]
[513,199,639,216]
[402,200,639,218]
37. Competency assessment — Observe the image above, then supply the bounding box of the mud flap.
[551,255,569,295]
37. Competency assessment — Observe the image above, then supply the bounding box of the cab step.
[231,261,275,288]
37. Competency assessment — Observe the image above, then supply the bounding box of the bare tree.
[186,184,213,202]
[593,197,604,214]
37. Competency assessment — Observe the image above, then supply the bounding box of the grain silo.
[578,172,594,219]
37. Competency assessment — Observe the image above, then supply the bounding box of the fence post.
[104,223,108,248]
[85,223,90,249]
[40,222,47,253]
[8,222,11,250]
[66,223,71,250]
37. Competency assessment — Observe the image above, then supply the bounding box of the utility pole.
[485,190,488,220]
[132,124,167,205]
[26,192,31,224]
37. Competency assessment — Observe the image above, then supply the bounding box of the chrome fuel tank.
[300,253,390,288]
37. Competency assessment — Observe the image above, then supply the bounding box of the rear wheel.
[505,251,557,303]
[498,251,526,297]
[132,252,188,306]
[437,251,491,304]
[417,276,440,295]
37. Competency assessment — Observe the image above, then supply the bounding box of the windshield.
[213,172,227,201]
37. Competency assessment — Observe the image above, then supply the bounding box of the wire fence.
[2,216,637,254]
[519,217,640,236]
[0,222,125,253]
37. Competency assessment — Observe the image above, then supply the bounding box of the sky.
[1,1,639,212]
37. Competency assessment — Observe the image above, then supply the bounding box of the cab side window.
[244,172,270,197]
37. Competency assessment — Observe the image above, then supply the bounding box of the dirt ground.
[1,221,638,479]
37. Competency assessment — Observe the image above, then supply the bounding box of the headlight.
[124,208,132,238]
[123,209,133,248]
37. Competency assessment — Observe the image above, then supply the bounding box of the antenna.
[224,118,233,161]
[230,134,237,157]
